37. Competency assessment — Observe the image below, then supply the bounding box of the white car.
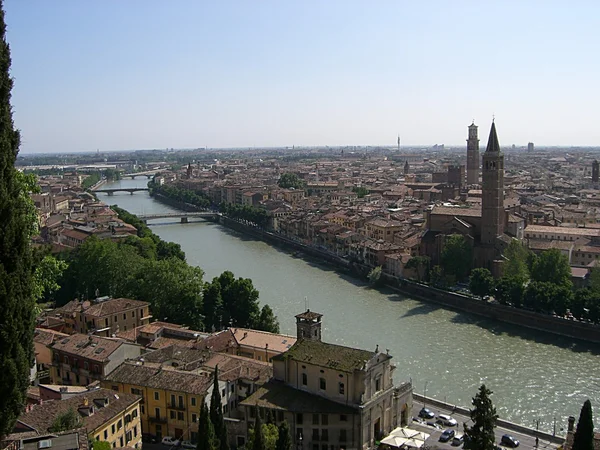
[437,414,458,426]
[181,441,195,449]
[161,437,181,447]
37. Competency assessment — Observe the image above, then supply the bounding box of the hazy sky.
[5,1,600,153]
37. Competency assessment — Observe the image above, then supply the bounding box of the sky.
[5,1,600,153]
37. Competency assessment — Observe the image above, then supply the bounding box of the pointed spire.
[486,121,501,153]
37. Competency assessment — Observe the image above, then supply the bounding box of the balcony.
[167,402,186,411]
[149,416,167,424]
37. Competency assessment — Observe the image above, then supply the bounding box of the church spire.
[485,121,501,153]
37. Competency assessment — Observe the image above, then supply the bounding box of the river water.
[99,178,600,433]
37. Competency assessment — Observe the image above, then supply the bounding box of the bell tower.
[466,121,480,185]
[481,121,505,247]
[295,309,322,341]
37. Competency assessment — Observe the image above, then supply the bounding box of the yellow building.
[229,328,296,363]
[364,218,404,242]
[11,388,142,449]
[103,362,212,442]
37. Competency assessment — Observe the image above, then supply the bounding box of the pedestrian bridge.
[137,212,220,223]
[94,187,149,195]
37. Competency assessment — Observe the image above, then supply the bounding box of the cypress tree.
[210,366,229,450]
[197,401,217,450]
[252,406,265,450]
[572,399,594,450]
[464,384,498,450]
[0,0,36,439]
[276,421,292,450]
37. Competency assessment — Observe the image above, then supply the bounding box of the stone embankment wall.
[412,394,564,444]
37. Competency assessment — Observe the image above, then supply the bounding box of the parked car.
[419,407,435,419]
[142,434,158,444]
[161,437,181,447]
[439,429,456,443]
[437,414,458,426]
[451,434,464,446]
[181,441,195,449]
[501,434,520,448]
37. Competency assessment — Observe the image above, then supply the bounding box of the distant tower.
[466,122,480,185]
[481,121,505,250]
[527,142,534,153]
[186,163,192,179]
[593,160,599,184]
[397,135,400,152]
[295,309,322,341]
[404,160,409,176]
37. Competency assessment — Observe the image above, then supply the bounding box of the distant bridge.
[93,187,149,195]
[137,212,220,223]
[120,170,161,179]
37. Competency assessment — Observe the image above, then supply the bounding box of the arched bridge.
[137,212,220,223]
[120,170,161,179]
[93,187,149,195]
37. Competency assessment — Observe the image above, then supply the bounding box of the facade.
[527,142,535,152]
[11,388,142,449]
[241,310,413,450]
[447,165,465,189]
[49,334,142,386]
[363,218,403,243]
[593,160,599,183]
[466,122,480,185]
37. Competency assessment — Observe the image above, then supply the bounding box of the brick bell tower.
[480,120,505,269]
[466,121,480,185]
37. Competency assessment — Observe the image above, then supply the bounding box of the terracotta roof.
[295,310,323,321]
[241,380,357,414]
[14,388,140,436]
[525,225,600,237]
[33,328,69,346]
[431,206,482,218]
[204,353,271,384]
[231,328,296,354]
[104,362,212,395]
[83,298,149,317]
[50,334,132,363]
[196,329,237,353]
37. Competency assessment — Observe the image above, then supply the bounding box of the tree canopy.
[197,400,217,450]
[0,3,36,436]
[530,248,572,289]
[502,239,530,281]
[278,173,304,189]
[469,268,495,299]
[49,408,82,432]
[440,234,472,282]
[464,384,498,450]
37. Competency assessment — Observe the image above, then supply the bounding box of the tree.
[469,268,495,299]
[277,173,304,189]
[49,408,82,432]
[32,255,68,303]
[440,234,472,282]
[530,248,572,289]
[352,186,369,198]
[210,367,228,450]
[0,2,37,436]
[495,276,524,307]
[257,305,280,334]
[572,399,594,450]
[203,280,224,332]
[404,256,430,283]
[197,400,217,450]
[430,265,447,288]
[92,442,112,450]
[252,406,265,450]
[367,266,383,287]
[464,384,498,450]
[276,422,292,450]
[502,240,530,282]
[218,272,261,328]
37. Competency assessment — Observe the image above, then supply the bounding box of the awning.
[380,427,430,449]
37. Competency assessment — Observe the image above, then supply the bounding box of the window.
[141,405,145,415]
[117,419,122,430]
[126,431,132,443]
[297,413,303,425]
[302,373,307,386]
[140,309,144,317]
[131,388,142,396]
[178,395,184,408]
[177,412,184,421]
[114,316,117,322]
[319,378,326,390]
[84,361,89,370]
[105,318,108,327]
[155,408,160,419]
[339,382,345,395]
[296,428,303,440]
[375,377,381,392]
[222,389,226,397]
[119,437,123,447]
[312,429,320,441]
[170,411,176,419]
[192,413,197,423]
[191,397,196,407]
[111,424,115,434]
[64,356,69,364]
[132,311,135,318]
[321,414,328,426]
[123,314,127,320]
[132,409,138,418]
[111,385,118,391]
[339,430,347,443]
[134,426,137,437]
[313,414,319,425]
[171,394,176,405]
[96,435,99,441]
[340,414,347,422]
[104,430,108,440]
[321,430,328,442]
[154,391,160,401]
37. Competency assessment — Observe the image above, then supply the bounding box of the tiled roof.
[431,206,482,218]
[240,380,357,414]
[14,388,140,436]
[50,334,130,362]
[104,362,212,395]
[275,339,376,372]
[33,328,69,346]
[196,329,237,353]
[83,298,149,317]
[231,328,296,354]
[204,353,271,384]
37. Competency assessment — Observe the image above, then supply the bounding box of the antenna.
[304,296,308,311]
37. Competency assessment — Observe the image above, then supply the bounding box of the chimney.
[568,416,575,432]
